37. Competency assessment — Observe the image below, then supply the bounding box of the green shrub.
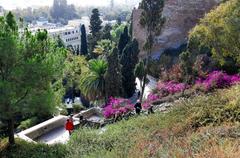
[73,103,85,113]
[17,117,38,131]
[0,139,67,158]
[187,84,240,127]
[187,0,240,71]
[59,108,68,116]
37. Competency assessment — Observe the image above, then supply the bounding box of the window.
[65,32,67,35]
[68,32,70,35]
[72,31,74,34]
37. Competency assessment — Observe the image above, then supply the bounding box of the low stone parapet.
[16,115,68,142]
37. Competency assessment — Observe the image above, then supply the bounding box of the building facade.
[23,19,81,52]
[48,25,81,52]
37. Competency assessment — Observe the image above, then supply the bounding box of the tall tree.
[50,0,78,23]
[120,39,140,98]
[89,8,102,37]
[105,48,122,98]
[63,53,89,107]
[80,24,88,56]
[51,0,67,20]
[89,8,103,57]
[118,26,130,56]
[139,0,165,101]
[0,12,66,145]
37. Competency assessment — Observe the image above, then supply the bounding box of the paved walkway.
[36,127,69,144]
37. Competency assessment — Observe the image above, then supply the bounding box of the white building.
[0,7,4,17]
[23,22,81,52]
[48,25,81,51]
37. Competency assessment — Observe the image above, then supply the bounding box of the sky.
[0,0,140,10]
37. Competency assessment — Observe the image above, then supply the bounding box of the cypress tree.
[89,8,103,57]
[118,26,130,56]
[139,0,165,101]
[105,48,122,98]
[80,24,88,55]
[89,8,102,37]
[120,39,140,98]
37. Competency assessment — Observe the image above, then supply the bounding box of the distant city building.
[0,6,4,16]
[19,17,118,52]
[36,17,49,26]
[48,25,81,51]
[22,20,81,52]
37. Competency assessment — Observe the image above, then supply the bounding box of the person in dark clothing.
[148,105,154,114]
[134,100,142,115]
[137,90,141,99]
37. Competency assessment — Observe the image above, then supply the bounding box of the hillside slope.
[65,84,240,158]
[1,84,240,158]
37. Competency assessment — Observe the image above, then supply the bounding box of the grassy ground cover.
[1,84,240,158]
[66,84,240,158]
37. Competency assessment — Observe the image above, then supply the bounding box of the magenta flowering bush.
[195,71,240,91]
[157,81,187,94]
[142,93,160,110]
[103,97,134,118]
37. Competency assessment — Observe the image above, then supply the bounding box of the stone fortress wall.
[133,0,221,58]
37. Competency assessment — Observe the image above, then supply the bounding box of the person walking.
[65,119,74,136]
[134,100,142,115]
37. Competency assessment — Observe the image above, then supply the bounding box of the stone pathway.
[36,127,69,144]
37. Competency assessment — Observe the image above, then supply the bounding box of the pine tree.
[120,39,140,98]
[105,48,122,98]
[80,24,88,55]
[118,26,130,56]
[0,12,66,145]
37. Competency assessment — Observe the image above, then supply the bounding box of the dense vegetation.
[1,0,240,157]
[1,84,240,157]
[0,12,67,144]
[183,0,240,74]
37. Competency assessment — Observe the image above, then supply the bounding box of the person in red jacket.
[65,119,74,135]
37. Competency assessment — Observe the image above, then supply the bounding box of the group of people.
[134,89,154,115]
[65,89,154,136]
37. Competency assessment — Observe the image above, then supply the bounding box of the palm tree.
[80,59,108,103]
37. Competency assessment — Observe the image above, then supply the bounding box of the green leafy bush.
[17,117,38,131]
[0,139,67,158]
[187,85,240,127]
[73,103,85,113]
[187,0,240,71]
